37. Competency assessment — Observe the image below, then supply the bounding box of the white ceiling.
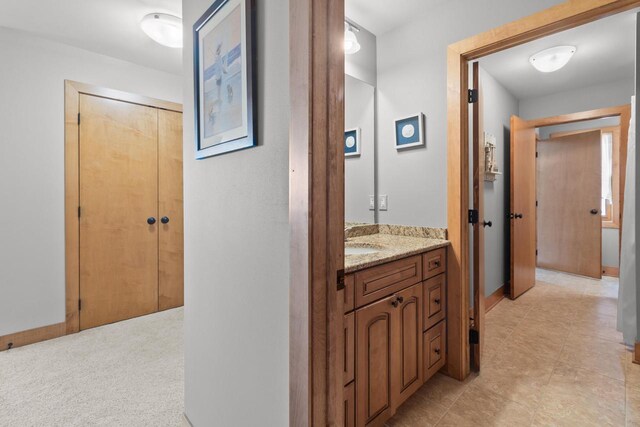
[0,0,183,75]
[346,0,447,35]
[479,10,637,100]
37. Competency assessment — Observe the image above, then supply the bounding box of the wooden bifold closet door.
[78,94,183,330]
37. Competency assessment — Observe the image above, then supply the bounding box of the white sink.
[345,246,380,256]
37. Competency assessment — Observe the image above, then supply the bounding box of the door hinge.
[469,329,479,344]
[536,151,539,158]
[77,113,81,125]
[337,269,345,291]
[468,209,479,224]
[536,200,539,207]
[536,249,539,256]
[468,89,478,104]
[78,299,82,311]
[78,206,81,218]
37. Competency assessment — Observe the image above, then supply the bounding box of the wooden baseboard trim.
[0,322,66,352]
[485,284,507,313]
[602,266,619,278]
[634,343,640,365]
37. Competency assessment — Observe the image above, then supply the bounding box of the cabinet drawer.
[422,248,446,280]
[343,312,355,386]
[354,255,422,308]
[343,274,355,313]
[423,274,446,331]
[344,382,355,427]
[423,321,446,381]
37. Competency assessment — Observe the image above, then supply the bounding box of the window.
[601,131,613,222]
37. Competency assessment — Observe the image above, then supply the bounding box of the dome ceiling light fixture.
[344,21,361,55]
[529,45,576,73]
[141,13,183,48]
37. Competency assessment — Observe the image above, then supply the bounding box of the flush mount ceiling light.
[141,13,183,48]
[529,45,576,73]
[344,22,361,55]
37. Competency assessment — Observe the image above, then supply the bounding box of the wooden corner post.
[289,0,345,425]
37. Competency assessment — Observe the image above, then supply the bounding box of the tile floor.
[387,269,640,427]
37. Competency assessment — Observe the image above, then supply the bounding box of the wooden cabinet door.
[79,94,159,330]
[393,284,423,407]
[344,382,356,427]
[158,109,184,310]
[356,295,397,427]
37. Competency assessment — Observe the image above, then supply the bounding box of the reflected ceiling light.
[529,46,576,73]
[344,22,361,55]
[141,13,183,48]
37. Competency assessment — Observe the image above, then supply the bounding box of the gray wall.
[519,78,634,269]
[345,75,375,223]
[374,0,564,228]
[182,0,289,425]
[0,27,182,337]
[480,67,519,297]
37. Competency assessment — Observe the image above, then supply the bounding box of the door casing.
[446,0,639,379]
[64,80,182,335]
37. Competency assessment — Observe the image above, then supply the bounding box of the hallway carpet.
[387,269,640,426]
[0,308,183,427]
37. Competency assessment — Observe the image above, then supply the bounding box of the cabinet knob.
[397,296,404,304]
[147,217,156,225]
[391,298,399,308]
[161,216,170,224]
[434,298,441,305]
[434,348,441,355]
[590,209,599,215]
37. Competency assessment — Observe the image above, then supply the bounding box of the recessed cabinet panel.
[355,256,422,308]
[344,382,355,427]
[423,248,446,280]
[423,274,446,331]
[394,284,423,407]
[424,321,447,381]
[344,312,355,386]
[356,296,396,427]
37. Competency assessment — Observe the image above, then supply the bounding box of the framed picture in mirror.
[344,128,361,157]
[394,113,425,150]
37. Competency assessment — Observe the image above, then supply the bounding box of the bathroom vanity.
[341,224,450,427]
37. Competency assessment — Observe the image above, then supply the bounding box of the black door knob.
[161,216,170,224]
[147,217,156,225]
[590,209,599,215]
[509,213,515,219]
[483,221,493,228]
[515,213,523,219]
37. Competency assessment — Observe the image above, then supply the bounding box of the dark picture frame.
[193,0,256,159]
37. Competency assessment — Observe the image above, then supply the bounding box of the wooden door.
[393,284,423,407]
[158,109,184,310]
[355,295,397,427]
[510,116,537,299]
[537,131,602,278]
[79,95,159,330]
[471,62,485,370]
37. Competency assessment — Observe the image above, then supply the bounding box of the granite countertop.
[344,224,450,273]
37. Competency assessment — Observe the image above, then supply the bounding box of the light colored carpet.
[0,308,184,427]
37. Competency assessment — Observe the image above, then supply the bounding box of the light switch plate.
[379,195,388,211]
[369,195,375,210]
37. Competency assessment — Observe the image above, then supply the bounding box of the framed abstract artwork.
[193,0,256,159]
[344,128,361,157]
[394,113,425,150]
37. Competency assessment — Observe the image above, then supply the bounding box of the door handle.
[590,209,599,215]
[161,216,170,224]
[483,221,493,228]
[147,217,156,225]
[515,213,523,219]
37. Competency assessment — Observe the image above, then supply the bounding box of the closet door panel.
[158,109,184,310]
[79,94,158,330]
